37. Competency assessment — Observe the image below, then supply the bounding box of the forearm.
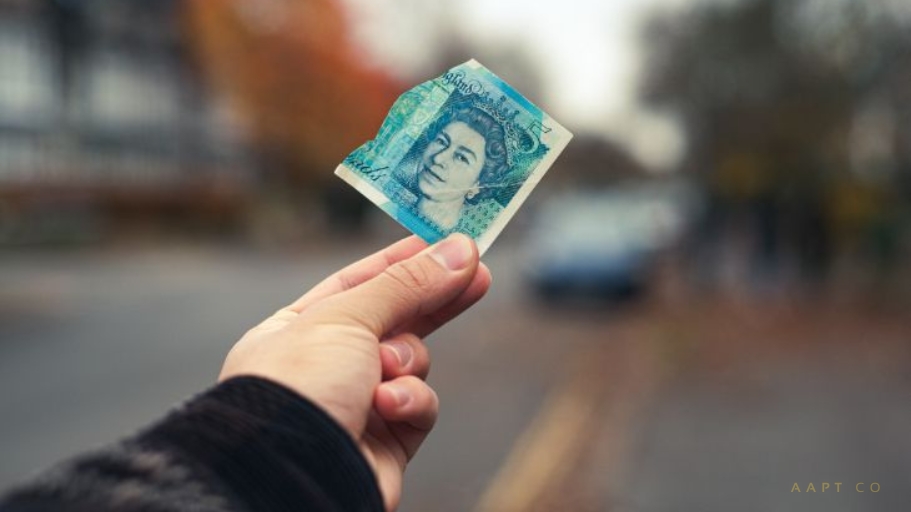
[0,377,383,512]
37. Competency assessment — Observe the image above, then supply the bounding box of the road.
[0,233,590,512]
[1,234,910,511]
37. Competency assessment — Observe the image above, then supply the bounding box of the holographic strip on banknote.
[335,59,573,255]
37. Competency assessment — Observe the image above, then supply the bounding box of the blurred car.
[523,181,697,302]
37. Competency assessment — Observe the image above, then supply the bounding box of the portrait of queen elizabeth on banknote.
[335,59,572,254]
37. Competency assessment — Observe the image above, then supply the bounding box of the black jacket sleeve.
[0,377,384,512]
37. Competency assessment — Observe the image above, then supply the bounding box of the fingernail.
[386,341,412,367]
[387,383,411,407]
[429,234,474,270]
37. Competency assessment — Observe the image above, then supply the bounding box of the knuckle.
[409,339,431,378]
[384,260,437,295]
[423,386,440,427]
[333,270,361,293]
[427,385,440,410]
[410,376,437,404]
[421,356,432,379]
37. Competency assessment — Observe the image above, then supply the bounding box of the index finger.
[287,236,428,313]
[300,234,478,337]
[400,262,491,338]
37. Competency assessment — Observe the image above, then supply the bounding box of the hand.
[219,234,491,511]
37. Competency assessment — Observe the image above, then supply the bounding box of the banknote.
[335,59,573,254]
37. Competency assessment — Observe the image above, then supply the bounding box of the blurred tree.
[640,0,911,285]
[182,0,402,186]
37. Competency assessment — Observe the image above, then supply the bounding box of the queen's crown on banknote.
[335,59,573,254]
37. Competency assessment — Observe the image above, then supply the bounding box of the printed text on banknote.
[335,59,572,254]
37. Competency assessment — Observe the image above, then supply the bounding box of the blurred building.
[0,0,252,243]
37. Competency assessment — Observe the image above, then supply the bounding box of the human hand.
[219,234,491,511]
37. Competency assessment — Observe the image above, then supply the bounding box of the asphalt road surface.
[2,234,909,511]
[0,234,580,512]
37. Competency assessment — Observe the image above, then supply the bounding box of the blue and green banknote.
[335,59,573,254]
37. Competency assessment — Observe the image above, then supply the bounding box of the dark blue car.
[523,183,695,301]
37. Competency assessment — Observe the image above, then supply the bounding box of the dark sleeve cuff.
[137,376,384,512]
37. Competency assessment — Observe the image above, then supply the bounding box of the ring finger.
[379,332,431,380]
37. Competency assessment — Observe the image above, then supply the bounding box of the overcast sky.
[342,0,691,171]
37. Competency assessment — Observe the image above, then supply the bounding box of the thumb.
[300,233,479,336]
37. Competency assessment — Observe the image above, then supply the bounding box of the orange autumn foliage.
[182,0,401,182]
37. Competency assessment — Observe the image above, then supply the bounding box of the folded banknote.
[335,59,572,254]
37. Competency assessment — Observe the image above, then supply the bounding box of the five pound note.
[335,59,573,255]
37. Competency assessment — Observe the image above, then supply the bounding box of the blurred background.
[1,0,910,511]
